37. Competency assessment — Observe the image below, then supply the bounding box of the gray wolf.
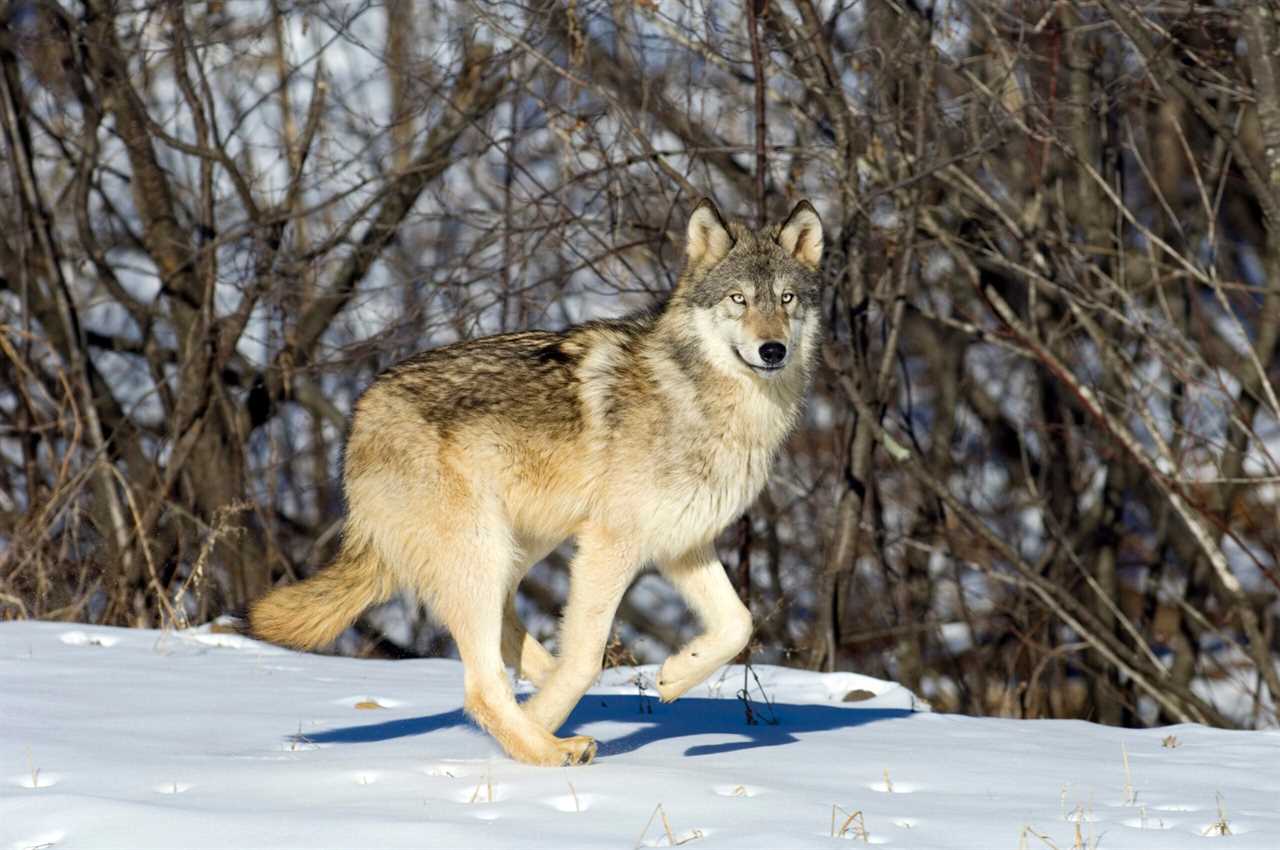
[248,199,824,765]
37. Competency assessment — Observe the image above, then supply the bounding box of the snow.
[4,621,1280,849]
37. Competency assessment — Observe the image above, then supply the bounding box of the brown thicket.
[3,0,1279,729]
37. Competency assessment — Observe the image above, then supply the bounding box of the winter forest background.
[3,0,1280,731]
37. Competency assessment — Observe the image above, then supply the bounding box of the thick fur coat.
[249,199,825,765]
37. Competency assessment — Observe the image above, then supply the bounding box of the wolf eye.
[781,292,795,304]
[729,293,746,305]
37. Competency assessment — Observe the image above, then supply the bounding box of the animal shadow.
[302,693,910,758]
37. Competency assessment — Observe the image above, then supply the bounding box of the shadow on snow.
[300,694,911,759]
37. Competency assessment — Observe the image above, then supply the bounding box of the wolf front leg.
[522,529,638,734]
[654,544,753,703]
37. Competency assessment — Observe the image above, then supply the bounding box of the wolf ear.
[777,200,823,270]
[686,198,734,267]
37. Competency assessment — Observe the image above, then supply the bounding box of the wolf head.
[675,199,824,381]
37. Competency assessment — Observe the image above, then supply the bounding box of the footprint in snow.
[422,760,484,778]
[452,781,508,803]
[544,792,599,812]
[11,771,61,789]
[712,784,764,798]
[867,779,922,793]
[640,828,710,847]
[829,832,887,845]
[153,781,193,795]
[59,630,119,648]
[185,633,260,650]
[10,830,65,850]
[1197,820,1251,837]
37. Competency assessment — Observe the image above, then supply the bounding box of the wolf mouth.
[737,351,786,373]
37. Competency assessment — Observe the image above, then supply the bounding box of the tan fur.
[247,199,824,766]
[686,199,735,268]
[248,539,394,651]
[777,200,823,268]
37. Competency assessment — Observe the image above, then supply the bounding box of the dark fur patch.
[668,333,705,382]
[536,344,575,365]
[364,312,664,440]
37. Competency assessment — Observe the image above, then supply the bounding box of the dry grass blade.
[1121,743,1136,805]
[567,779,580,813]
[1018,825,1062,850]
[289,722,315,752]
[467,766,495,804]
[1201,793,1232,837]
[830,805,869,842]
[635,803,702,848]
[26,746,40,789]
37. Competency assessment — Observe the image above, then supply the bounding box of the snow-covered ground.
[3,621,1279,849]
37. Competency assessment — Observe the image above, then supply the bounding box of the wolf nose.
[759,341,787,365]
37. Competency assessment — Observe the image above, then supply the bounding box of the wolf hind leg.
[501,594,554,686]
[654,544,752,703]
[500,540,557,686]
[417,522,594,767]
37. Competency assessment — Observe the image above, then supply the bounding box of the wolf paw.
[657,653,710,702]
[656,674,698,703]
[555,734,597,766]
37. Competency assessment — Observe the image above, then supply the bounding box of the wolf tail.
[248,538,394,651]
